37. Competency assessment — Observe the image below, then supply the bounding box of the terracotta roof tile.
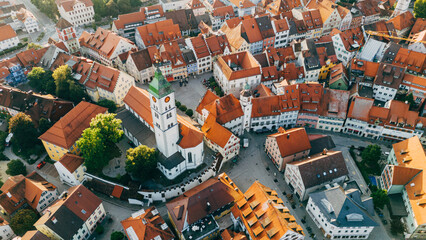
[121,206,174,240]
[212,5,234,18]
[201,114,233,148]
[204,94,244,124]
[196,90,219,114]
[113,5,164,30]
[177,115,204,148]
[387,11,414,31]
[347,96,374,122]
[268,128,311,157]
[39,101,107,149]
[58,153,84,173]
[136,19,181,47]
[409,18,426,36]
[55,0,93,12]
[216,51,261,81]
[190,35,210,58]
[0,24,16,42]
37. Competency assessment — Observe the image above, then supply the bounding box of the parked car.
[37,161,46,169]
[243,138,249,148]
[382,219,388,225]
[5,133,13,147]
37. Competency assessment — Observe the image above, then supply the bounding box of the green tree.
[106,0,119,17]
[89,113,123,143]
[97,99,117,113]
[185,109,193,117]
[414,0,426,18]
[77,128,106,173]
[117,0,131,13]
[93,0,106,17]
[0,177,4,188]
[371,189,389,209]
[111,231,125,240]
[10,209,38,236]
[52,65,72,99]
[6,160,27,176]
[179,105,187,111]
[129,0,141,7]
[9,113,38,150]
[27,43,43,50]
[27,67,46,91]
[125,145,158,180]
[68,80,86,103]
[390,218,405,235]
[43,70,56,94]
[361,144,382,165]
[38,118,53,134]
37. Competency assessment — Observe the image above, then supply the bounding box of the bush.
[6,160,27,176]
[179,105,187,112]
[97,99,117,113]
[185,109,193,117]
[95,225,104,234]
[175,101,181,108]
[36,32,45,42]
[390,218,405,235]
[111,231,125,240]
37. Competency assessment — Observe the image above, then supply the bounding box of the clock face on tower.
[165,96,170,103]
[152,96,157,102]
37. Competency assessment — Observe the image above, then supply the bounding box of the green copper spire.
[148,67,173,99]
[244,82,250,90]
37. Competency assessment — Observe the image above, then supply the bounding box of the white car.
[243,138,249,148]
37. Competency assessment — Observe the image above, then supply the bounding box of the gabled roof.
[409,18,426,36]
[129,49,153,71]
[319,88,350,120]
[231,181,304,240]
[55,0,93,12]
[16,48,45,67]
[288,151,349,188]
[164,9,198,32]
[0,24,16,42]
[166,173,243,232]
[391,48,425,73]
[190,35,210,58]
[216,51,261,81]
[212,5,234,19]
[187,0,205,9]
[79,27,135,59]
[347,96,374,122]
[391,165,422,185]
[205,34,230,57]
[309,187,377,228]
[113,5,164,30]
[203,94,244,124]
[196,90,219,114]
[135,19,181,47]
[56,17,72,29]
[0,172,57,215]
[58,153,84,173]
[123,86,154,127]
[22,230,50,240]
[387,11,414,31]
[201,114,233,148]
[39,101,107,148]
[268,128,311,157]
[15,8,36,23]
[121,207,174,240]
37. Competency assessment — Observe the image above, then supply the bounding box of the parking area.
[37,162,59,178]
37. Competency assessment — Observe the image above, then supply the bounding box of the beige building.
[56,0,94,26]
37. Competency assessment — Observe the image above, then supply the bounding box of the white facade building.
[56,0,94,27]
[12,8,39,33]
[54,153,86,186]
[0,25,19,52]
[306,186,377,239]
[272,18,290,48]
[0,218,14,240]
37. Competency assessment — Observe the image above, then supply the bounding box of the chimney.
[287,134,290,139]
[206,202,211,212]
[322,148,328,155]
[228,59,231,66]
[63,192,68,200]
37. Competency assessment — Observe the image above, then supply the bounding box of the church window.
[188,152,192,163]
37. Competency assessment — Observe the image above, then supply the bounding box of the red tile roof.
[212,5,234,19]
[0,24,16,42]
[205,34,230,57]
[56,0,93,12]
[392,48,425,73]
[136,19,181,47]
[58,153,84,173]
[196,90,219,114]
[387,11,415,31]
[39,101,107,148]
[201,114,233,148]
[190,35,210,58]
[268,128,311,157]
[216,51,261,81]
[121,207,174,240]
[203,94,244,124]
[113,5,164,30]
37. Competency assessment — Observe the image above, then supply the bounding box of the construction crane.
[364,30,426,44]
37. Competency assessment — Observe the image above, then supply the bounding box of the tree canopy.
[10,209,38,236]
[371,189,389,209]
[27,43,43,50]
[6,160,27,176]
[414,0,426,18]
[97,99,117,113]
[125,145,158,180]
[27,67,46,91]
[52,65,86,103]
[361,144,382,165]
[111,231,125,240]
[77,113,123,173]
[30,0,58,19]
[9,113,38,150]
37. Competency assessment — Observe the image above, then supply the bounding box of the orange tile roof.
[188,0,205,9]
[204,94,244,124]
[402,74,426,91]
[111,185,124,198]
[241,17,263,43]
[190,35,210,58]
[319,88,350,119]
[161,40,186,69]
[220,23,247,50]
[355,0,380,17]
[350,59,380,77]
[79,28,135,59]
[177,115,204,148]
[166,173,243,232]
[136,19,181,48]
[212,0,226,8]
[307,0,340,22]
[254,84,273,97]
[338,27,365,52]
[280,62,304,81]
[231,181,304,240]
[221,229,247,240]
[205,34,230,57]
[212,5,234,18]
[58,153,84,173]
[55,0,93,12]
[121,207,174,240]
[0,24,16,42]
[229,0,255,8]
[392,48,425,73]
[391,165,422,185]
[15,8,35,22]
[268,128,311,157]
[272,18,289,32]
[0,172,56,214]
[123,86,154,127]
[266,0,301,14]
[196,90,219,114]
[251,92,300,118]
[201,114,233,148]
[113,5,164,30]
[347,96,374,122]
[39,101,107,149]
[409,18,426,36]
[216,52,261,81]
[85,62,121,92]
[387,11,414,31]
[391,137,426,226]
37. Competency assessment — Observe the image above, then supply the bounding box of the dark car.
[37,161,46,169]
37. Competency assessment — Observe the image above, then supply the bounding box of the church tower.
[148,68,179,158]
[55,18,80,53]
[240,82,253,133]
